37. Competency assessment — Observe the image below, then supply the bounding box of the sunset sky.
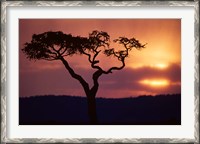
[19,19,181,98]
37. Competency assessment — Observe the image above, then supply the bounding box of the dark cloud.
[99,63,180,87]
[97,63,181,96]
[20,63,181,98]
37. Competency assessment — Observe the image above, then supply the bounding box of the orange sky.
[19,19,181,98]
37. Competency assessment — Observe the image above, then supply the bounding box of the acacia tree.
[22,30,146,124]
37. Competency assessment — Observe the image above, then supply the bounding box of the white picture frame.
[1,1,199,143]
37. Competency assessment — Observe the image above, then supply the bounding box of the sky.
[19,19,181,98]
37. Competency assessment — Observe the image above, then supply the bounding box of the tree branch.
[90,70,103,96]
[103,58,125,74]
[81,51,93,63]
[81,49,103,72]
[59,57,90,94]
[59,47,68,56]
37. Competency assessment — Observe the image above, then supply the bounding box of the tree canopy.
[22,30,146,74]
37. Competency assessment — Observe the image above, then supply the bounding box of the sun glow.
[129,63,169,69]
[152,63,168,69]
[139,79,170,87]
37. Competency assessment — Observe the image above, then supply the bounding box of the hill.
[19,94,181,125]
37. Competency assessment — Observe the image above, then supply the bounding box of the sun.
[139,79,170,87]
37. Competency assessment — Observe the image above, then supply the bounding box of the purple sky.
[19,19,181,98]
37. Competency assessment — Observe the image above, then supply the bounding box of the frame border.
[1,1,199,143]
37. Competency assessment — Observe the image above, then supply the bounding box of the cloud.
[98,63,181,96]
[100,63,180,84]
[20,62,181,98]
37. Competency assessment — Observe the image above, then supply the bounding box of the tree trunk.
[87,93,98,124]
[60,57,99,124]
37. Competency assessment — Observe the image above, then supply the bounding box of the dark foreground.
[19,94,181,125]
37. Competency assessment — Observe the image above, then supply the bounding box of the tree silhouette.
[22,30,146,124]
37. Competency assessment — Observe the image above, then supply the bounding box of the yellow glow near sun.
[150,63,169,69]
[139,79,170,87]
[128,63,169,69]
